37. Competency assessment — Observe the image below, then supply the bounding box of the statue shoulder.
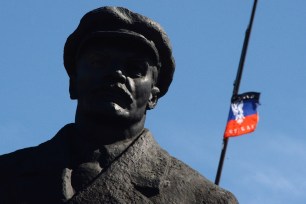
[0,124,76,203]
[0,124,75,177]
[141,134,238,204]
[161,155,238,203]
[0,146,38,175]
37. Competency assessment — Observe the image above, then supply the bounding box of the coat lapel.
[67,130,170,204]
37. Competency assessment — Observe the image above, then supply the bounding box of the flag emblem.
[224,92,260,138]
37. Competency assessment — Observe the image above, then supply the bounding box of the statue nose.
[113,69,126,83]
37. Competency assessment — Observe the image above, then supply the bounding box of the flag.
[224,92,260,138]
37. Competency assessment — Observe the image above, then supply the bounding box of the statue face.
[73,39,159,123]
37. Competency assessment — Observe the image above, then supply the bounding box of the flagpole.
[215,0,258,185]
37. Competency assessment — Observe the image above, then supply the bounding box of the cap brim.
[76,30,160,63]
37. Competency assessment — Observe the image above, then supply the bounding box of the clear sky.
[1,1,306,203]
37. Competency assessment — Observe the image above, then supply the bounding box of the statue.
[0,7,238,204]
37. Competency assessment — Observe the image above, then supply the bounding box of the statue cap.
[64,6,175,98]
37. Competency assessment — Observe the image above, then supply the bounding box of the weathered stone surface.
[0,125,237,203]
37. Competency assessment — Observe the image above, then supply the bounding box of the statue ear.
[69,77,77,99]
[147,86,160,110]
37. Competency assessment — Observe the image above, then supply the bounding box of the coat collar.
[67,129,170,203]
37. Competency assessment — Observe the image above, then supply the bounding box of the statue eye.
[88,54,110,68]
[126,59,149,77]
[90,60,102,67]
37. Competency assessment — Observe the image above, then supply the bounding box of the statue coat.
[0,124,238,204]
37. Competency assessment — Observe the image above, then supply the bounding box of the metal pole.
[215,0,258,185]
[215,138,228,185]
[233,0,258,96]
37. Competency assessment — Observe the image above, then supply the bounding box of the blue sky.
[1,1,306,203]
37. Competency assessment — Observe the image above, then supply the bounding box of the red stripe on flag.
[224,114,259,138]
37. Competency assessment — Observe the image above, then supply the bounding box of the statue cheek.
[139,78,153,94]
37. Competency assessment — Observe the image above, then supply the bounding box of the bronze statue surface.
[0,6,238,204]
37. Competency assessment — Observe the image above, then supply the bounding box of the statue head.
[64,6,175,99]
[63,7,175,124]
